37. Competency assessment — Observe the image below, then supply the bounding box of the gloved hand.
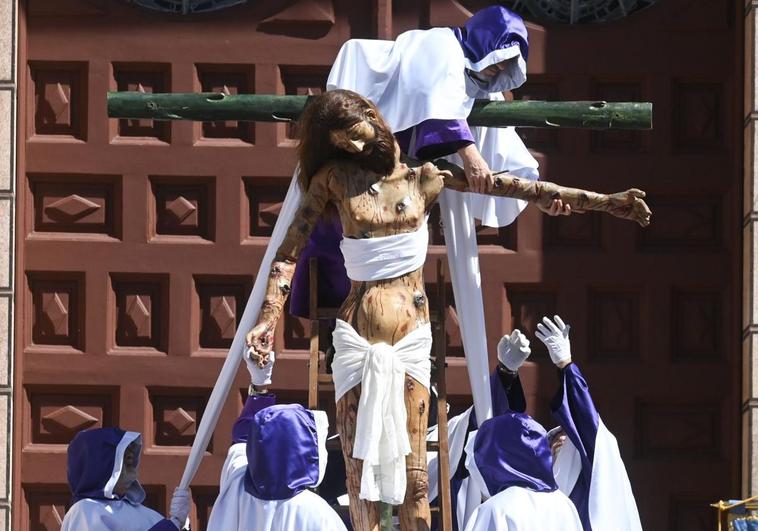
[245,347,275,386]
[169,486,191,530]
[497,329,531,371]
[535,315,571,366]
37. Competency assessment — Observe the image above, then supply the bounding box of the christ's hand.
[246,322,274,368]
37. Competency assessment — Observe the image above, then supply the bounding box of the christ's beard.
[356,123,396,176]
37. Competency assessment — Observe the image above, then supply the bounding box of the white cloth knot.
[331,320,432,504]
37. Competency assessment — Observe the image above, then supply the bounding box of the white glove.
[535,315,571,366]
[169,486,191,529]
[245,348,275,386]
[497,329,531,371]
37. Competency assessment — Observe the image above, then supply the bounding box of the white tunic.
[61,499,165,531]
[463,488,584,531]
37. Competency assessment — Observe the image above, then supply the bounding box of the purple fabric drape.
[289,216,350,318]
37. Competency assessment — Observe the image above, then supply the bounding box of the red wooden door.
[14,1,740,530]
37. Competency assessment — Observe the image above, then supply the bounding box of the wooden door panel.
[16,1,741,530]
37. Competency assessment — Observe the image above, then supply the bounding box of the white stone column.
[745,0,758,497]
[0,1,15,528]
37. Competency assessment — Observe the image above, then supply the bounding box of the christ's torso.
[325,160,443,345]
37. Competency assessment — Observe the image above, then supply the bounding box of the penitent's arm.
[245,169,331,364]
[433,158,652,227]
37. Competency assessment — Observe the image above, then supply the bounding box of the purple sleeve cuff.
[414,119,474,159]
[232,393,277,443]
[148,519,179,531]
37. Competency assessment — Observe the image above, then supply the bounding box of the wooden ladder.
[307,257,453,531]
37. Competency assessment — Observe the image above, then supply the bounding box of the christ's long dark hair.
[296,89,396,192]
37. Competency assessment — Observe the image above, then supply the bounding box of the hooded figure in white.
[61,428,189,531]
[462,413,583,531]
[206,403,347,531]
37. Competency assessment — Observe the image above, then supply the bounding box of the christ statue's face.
[329,119,377,154]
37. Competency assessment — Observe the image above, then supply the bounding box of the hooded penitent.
[453,5,529,94]
[467,412,557,497]
[326,5,529,133]
[462,413,584,531]
[61,428,174,531]
[207,404,346,531]
[427,369,528,530]
[244,403,328,500]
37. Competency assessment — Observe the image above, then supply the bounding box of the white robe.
[463,488,584,531]
[552,421,642,531]
[61,498,166,531]
[207,443,347,531]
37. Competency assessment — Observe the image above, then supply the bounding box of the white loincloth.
[331,320,432,505]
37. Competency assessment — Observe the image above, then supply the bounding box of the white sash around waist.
[340,222,429,282]
[331,319,432,504]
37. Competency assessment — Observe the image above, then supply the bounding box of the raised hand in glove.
[535,315,572,367]
[497,329,531,372]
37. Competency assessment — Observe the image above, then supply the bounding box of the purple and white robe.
[551,363,642,531]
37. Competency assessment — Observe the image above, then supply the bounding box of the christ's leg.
[398,375,431,531]
[337,384,380,531]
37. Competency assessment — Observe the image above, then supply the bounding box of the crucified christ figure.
[245,89,650,531]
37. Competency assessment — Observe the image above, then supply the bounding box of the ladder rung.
[426,441,439,452]
[318,374,333,384]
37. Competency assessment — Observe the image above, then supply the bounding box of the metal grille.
[506,0,659,24]
[126,0,247,14]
